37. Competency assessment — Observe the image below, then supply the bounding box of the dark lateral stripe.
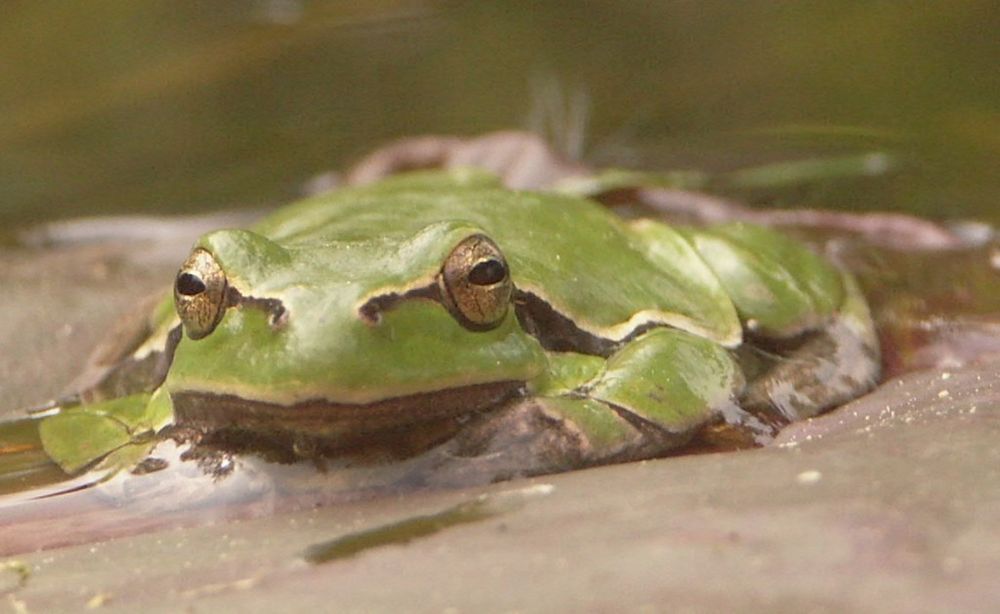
[357,283,439,324]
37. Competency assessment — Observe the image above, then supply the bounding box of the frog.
[37,163,880,482]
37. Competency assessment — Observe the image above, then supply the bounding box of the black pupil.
[468,259,506,285]
[176,272,206,296]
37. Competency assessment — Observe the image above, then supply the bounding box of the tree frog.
[39,168,879,478]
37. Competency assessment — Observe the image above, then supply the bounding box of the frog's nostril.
[176,272,206,296]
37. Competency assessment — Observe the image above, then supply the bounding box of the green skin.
[40,169,879,476]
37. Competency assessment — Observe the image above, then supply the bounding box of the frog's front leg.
[418,328,747,485]
[38,389,173,475]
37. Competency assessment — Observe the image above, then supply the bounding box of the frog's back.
[254,170,746,347]
[254,169,625,245]
[252,170,847,349]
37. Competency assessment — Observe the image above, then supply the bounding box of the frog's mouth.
[170,380,524,456]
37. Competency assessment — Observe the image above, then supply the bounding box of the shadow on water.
[302,499,501,564]
[302,485,551,564]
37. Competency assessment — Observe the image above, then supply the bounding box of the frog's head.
[163,223,547,444]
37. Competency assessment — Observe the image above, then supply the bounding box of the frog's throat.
[171,380,524,451]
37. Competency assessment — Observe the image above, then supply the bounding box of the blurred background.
[1,0,997,232]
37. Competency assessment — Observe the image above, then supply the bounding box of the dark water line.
[303,496,509,564]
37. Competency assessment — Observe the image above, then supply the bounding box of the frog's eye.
[174,248,228,339]
[439,234,512,330]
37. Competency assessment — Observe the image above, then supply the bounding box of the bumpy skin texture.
[40,137,880,480]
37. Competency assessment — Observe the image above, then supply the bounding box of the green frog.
[40,167,879,479]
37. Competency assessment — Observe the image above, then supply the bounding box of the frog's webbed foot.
[740,274,881,421]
